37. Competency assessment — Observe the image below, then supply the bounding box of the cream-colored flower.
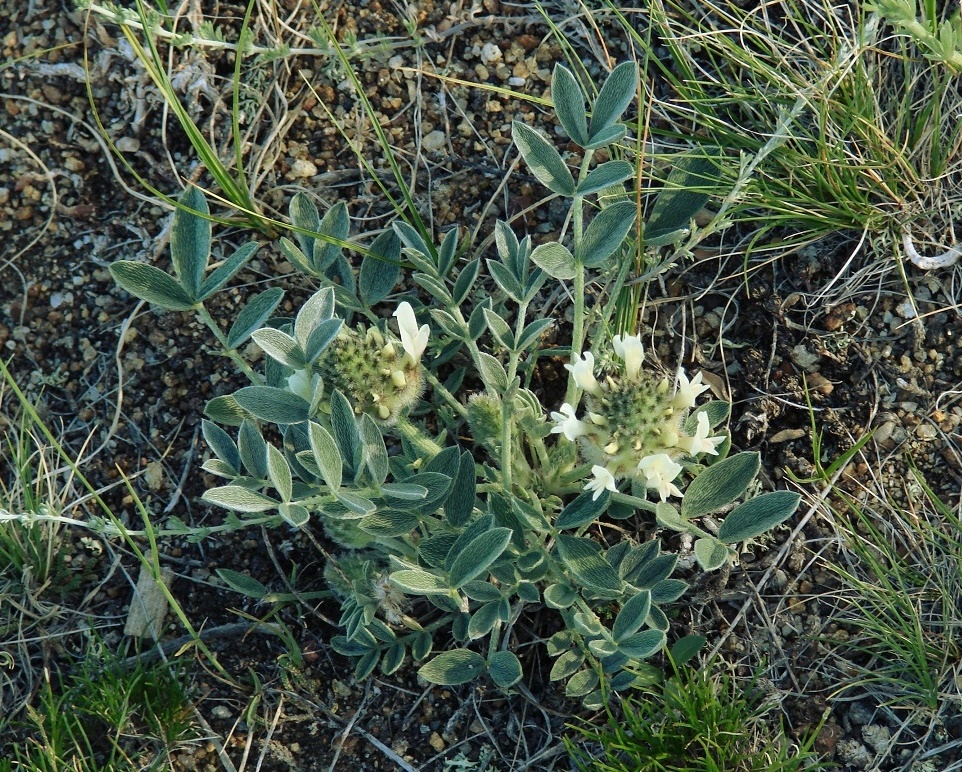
[565,351,602,396]
[612,333,645,380]
[393,301,430,362]
[585,465,617,500]
[637,453,683,501]
[550,403,588,442]
[673,368,710,410]
[677,412,724,456]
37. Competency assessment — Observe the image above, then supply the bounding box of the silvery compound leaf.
[544,583,577,609]
[358,229,400,306]
[203,485,278,513]
[577,201,637,268]
[279,503,309,528]
[278,237,314,276]
[488,651,522,689]
[588,639,618,658]
[551,64,589,146]
[583,124,626,151]
[204,394,250,427]
[487,259,524,302]
[444,452,476,527]
[482,308,514,350]
[556,489,609,530]
[612,589,651,642]
[311,201,349,272]
[202,458,236,478]
[445,514,494,572]
[330,389,363,475]
[294,287,337,350]
[238,420,268,479]
[381,642,406,676]
[694,537,729,571]
[392,472,451,512]
[437,226,459,277]
[556,535,623,596]
[494,220,520,266]
[109,262,196,311]
[411,631,432,661]
[355,650,379,681]
[468,298,490,340]
[550,649,584,681]
[414,271,453,304]
[452,257,480,306]
[682,451,760,519]
[359,413,388,485]
[308,420,342,490]
[477,352,509,391]
[304,319,342,364]
[234,386,310,425]
[449,527,512,588]
[588,61,638,138]
[418,649,487,686]
[628,552,677,589]
[335,490,376,515]
[266,443,292,502]
[645,149,722,246]
[616,628,664,660]
[717,490,800,543]
[251,327,305,369]
[359,509,418,536]
[467,601,502,640]
[393,220,431,258]
[391,568,450,595]
[170,185,210,297]
[655,501,688,532]
[226,287,284,349]
[651,578,688,604]
[202,420,240,474]
[515,318,553,352]
[512,121,576,197]
[576,160,634,197]
[565,669,599,698]
[461,580,502,603]
[530,242,577,280]
[289,192,321,257]
[199,241,258,301]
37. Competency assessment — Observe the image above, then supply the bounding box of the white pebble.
[421,130,446,153]
[211,705,231,719]
[116,137,140,153]
[508,76,526,87]
[288,159,318,178]
[480,43,502,65]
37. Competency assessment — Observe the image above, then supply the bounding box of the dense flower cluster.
[297,301,428,425]
[551,334,724,501]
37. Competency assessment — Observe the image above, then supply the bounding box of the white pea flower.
[565,351,602,396]
[673,368,710,410]
[287,368,319,402]
[585,465,617,500]
[677,412,725,457]
[612,333,645,380]
[637,453,683,501]
[550,403,588,441]
[393,301,430,362]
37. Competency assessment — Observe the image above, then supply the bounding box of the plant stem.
[564,150,595,408]
[195,305,263,384]
[423,370,467,419]
[394,416,444,460]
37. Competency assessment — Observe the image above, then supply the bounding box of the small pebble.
[480,42,501,65]
[211,705,231,720]
[288,159,318,178]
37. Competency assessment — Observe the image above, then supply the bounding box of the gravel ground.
[3,0,962,769]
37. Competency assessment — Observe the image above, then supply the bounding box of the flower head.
[565,351,602,396]
[612,334,645,380]
[585,465,617,500]
[673,368,711,410]
[550,403,588,442]
[677,412,725,457]
[393,301,430,362]
[638,453,683,501]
